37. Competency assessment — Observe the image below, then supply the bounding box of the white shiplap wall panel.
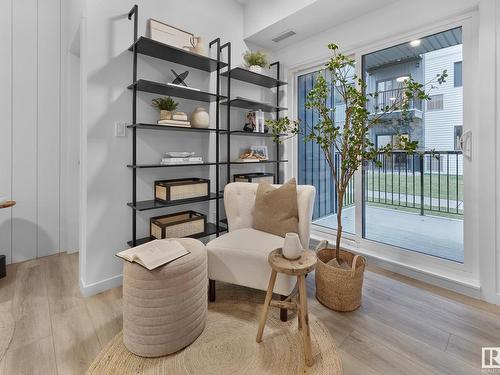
[37,0,61,257]
[0,0,12,264]
[12,0,39,262]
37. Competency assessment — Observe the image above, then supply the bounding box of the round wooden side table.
[0,200,15,279]
[256,248,317,367]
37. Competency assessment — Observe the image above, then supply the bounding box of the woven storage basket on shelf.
[315,247,366,312]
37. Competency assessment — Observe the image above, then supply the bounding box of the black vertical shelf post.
[209,38,221,236]
[270,61,281,184]
[221,42,232,184]
[128,4,138,246]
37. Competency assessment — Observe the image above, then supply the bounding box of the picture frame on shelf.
[250,145,269,160]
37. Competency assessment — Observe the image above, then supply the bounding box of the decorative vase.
[191,107,210,128]
[249,65,263,74]
[315,245,366,312]
[282,233,303,260]
[160,110,172,121]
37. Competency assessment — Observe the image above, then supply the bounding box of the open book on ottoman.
[117,239,190,270]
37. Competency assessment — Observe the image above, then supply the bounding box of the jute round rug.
[87,284,343,375]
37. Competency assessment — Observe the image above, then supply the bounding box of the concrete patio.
[313,205,464,262]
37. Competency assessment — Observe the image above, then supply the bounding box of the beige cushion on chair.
[207,228,295,295]
[253,178,299,238]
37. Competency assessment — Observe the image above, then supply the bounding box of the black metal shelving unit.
[127,5,227,247]
[221,61,288,184]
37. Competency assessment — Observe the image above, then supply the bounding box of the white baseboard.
[79,274,122,297]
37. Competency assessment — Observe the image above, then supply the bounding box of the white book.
[117,239,189,270]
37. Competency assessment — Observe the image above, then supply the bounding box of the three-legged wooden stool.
[256,248,317,366]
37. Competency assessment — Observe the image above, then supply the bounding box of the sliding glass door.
[296,26,468,265]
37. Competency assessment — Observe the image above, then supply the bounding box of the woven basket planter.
[315,247,366,312]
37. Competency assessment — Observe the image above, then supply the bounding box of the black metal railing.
[367,88,423,114]
[364,151,463,216]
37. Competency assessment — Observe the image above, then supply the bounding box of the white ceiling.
[242,0,400,51]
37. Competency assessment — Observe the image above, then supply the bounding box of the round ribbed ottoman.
[123,238,207,357]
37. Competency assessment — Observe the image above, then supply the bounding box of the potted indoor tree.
[152,96,179,121]
[267,44,446,311]
[243,50,269,74]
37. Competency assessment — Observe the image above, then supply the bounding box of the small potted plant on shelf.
[266,43,447,312]
[243,50,268,74]
[152,96,179,121]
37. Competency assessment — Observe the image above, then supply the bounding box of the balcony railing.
[364,151,463,216]
[368,88,422,114]
[300,150,463,221]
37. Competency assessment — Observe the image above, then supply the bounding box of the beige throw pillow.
[253,178,299,238]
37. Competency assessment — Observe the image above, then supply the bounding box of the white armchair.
[206,182,315,320]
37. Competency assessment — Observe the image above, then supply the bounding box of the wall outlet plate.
[114,121,127,137]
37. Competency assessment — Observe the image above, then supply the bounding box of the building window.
[427,94,444,111]
[454,125,463,150]
[454,61,462,87]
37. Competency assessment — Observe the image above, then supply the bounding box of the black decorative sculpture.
[171,69,189,86]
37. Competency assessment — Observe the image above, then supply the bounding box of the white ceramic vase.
[191,107,210,128]
[249,65,262,74]
[282,232,303,260]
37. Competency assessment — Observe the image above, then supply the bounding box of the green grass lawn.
[366,171,463,201]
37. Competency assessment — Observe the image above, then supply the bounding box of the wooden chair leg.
[296,289,302,329]
[280,295,288,322]
[209,279,216,302]
[256,270,277,343]
[298,275,313,366]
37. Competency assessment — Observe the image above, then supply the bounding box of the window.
[454,125,463,150]
[454,61,462,87]
[427,94,444,111]
[361,27,464,262]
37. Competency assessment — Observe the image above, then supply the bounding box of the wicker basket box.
[233,173,274,184]
[150,211,207,240]
[155,178,210,203]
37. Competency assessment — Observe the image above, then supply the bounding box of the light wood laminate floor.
[0,252,497,374]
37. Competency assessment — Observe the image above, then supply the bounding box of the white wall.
[0,0,64,264]
[80,0,250,294]
[242,0,316,38]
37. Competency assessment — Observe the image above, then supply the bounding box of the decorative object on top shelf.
[282,233,304,260]
[233,173,274,184]
[243,111,256,132]
[155,178,210,203]
[148,19,193,51]
[189,36,206,56]
[243,50,269,74]
[152,96,179,121]
[150,211,206,240]
[190,107,210,128]
[266,43,447,312]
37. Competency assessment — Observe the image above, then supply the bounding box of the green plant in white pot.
[243,50,268,74]
[267,44,446,311]
[152,96,179,121]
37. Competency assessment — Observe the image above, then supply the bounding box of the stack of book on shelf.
[161,152,203,165]
[158,112,190,127]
